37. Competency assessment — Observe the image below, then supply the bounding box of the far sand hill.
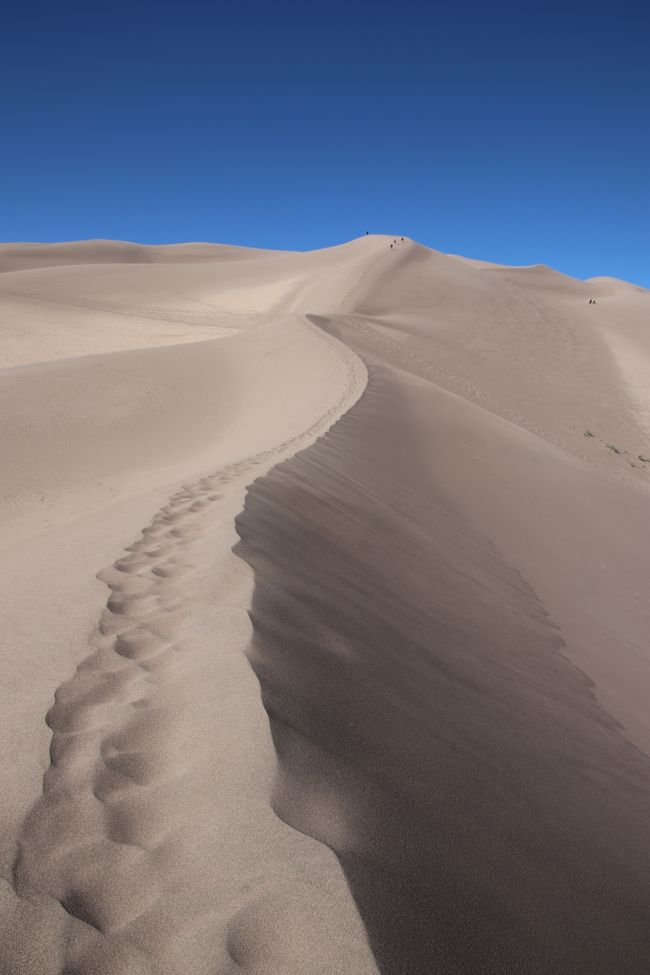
[1,236,650,973]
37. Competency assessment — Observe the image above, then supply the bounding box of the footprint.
[114,630,172,663]
[112,557,147,574]
[151,562,190,579]
[189,499,212,511]
[107,593,160,618]
[165,525,201,539]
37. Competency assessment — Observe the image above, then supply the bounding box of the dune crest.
[2,235,650,973]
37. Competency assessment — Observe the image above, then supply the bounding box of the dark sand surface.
[236,349,650,974]
[4,235,650,973]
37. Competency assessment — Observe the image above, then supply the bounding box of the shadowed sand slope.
[232,238,650,973]
[235,368,650,974]
[3,234,650,974]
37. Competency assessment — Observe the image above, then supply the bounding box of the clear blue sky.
[2,1,648,285]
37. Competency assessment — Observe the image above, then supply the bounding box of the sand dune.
[0,240,284,274]
[2,234,650,973]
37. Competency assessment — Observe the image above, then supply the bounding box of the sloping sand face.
[2,235,650,973]
[235,245,650,972]
[235,365,650,973]
[0,241,382,974]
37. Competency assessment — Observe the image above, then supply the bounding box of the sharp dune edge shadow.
[2,235,650,973]
[234,366,650,973]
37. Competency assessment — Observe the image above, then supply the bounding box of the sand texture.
[2,236,650,973]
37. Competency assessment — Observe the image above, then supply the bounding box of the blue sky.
[2,1,648,284]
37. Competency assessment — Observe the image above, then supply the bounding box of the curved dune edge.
[3,233,650,974]
[4,320,379,975]
[234,318,650,974]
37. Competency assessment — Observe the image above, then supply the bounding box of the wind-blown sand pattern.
[2,236,650,973]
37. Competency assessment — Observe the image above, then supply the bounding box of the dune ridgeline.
[1,235,650,974]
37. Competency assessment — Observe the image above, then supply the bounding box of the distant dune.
[0,239,284,274]
[586,274,649,294]
[2,235,650,973]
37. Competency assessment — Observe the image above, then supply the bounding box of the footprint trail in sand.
[4,235,650,975]
[9,316,376,975]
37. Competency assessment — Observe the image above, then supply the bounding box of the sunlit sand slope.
[2,234,650,973]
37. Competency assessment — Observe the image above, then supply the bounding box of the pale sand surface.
[2,235,650,972]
